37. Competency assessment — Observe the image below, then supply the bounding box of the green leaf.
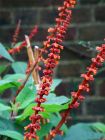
[91,122,105,133]
[14,42,23,48]
[50,113,68,133]
[64,123,105,140]
[45,93,69,105]
[16,103,35,121]
[0,74,26,92]
[0,130,23,140]
[12,61,27,74]
[0,43,14,62]
[16,103,68,121]
[4,73,26,81]
[0,79,19,93]
[16,93,70,121]
[43,104,68,112]
[16,86,36,109]
[0,110,10,119]
[50,79,62,91]
[0,64,8,74]
[37,123,52,139]
[0,118,23,140]
[37,113,68,139]
[0,103,11,112]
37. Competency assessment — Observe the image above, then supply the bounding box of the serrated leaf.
[0,43,14,62]
[12,61,27,74]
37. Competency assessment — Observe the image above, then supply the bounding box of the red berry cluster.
[24,0,76,140]
[69,43,105,109]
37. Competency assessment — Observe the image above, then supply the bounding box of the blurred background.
[0,0,105,125]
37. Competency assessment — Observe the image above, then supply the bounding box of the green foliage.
[0,43,14,62]
[0,42,104,140]
[0,74,25,93]
[0,64,8,74]
[45,93,69,105]
[91,122,105,133]
[64,123,105,140]
[12,61,27,74]
[16,86,36,109]
[0,118,23,140]
[16,99,69,121]
[0,103,11,111]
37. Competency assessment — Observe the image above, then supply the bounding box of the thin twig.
[34,46,40,84]
[25,35,40,85]
[12,19,21,46]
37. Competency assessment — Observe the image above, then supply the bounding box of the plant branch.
[25,35,39,85]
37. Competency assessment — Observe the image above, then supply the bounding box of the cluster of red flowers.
[24,0,76,140]
[69,43,105,110]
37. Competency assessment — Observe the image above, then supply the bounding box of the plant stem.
[25,35,39,85]
[11,50,42,119]
[34,46,40,84]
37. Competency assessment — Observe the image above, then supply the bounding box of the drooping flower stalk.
[24,0,76,140]
[8,25,38,55]
[47,42,105,139]
[12,19,21,47]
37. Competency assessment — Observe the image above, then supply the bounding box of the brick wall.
[0,0,105,124]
